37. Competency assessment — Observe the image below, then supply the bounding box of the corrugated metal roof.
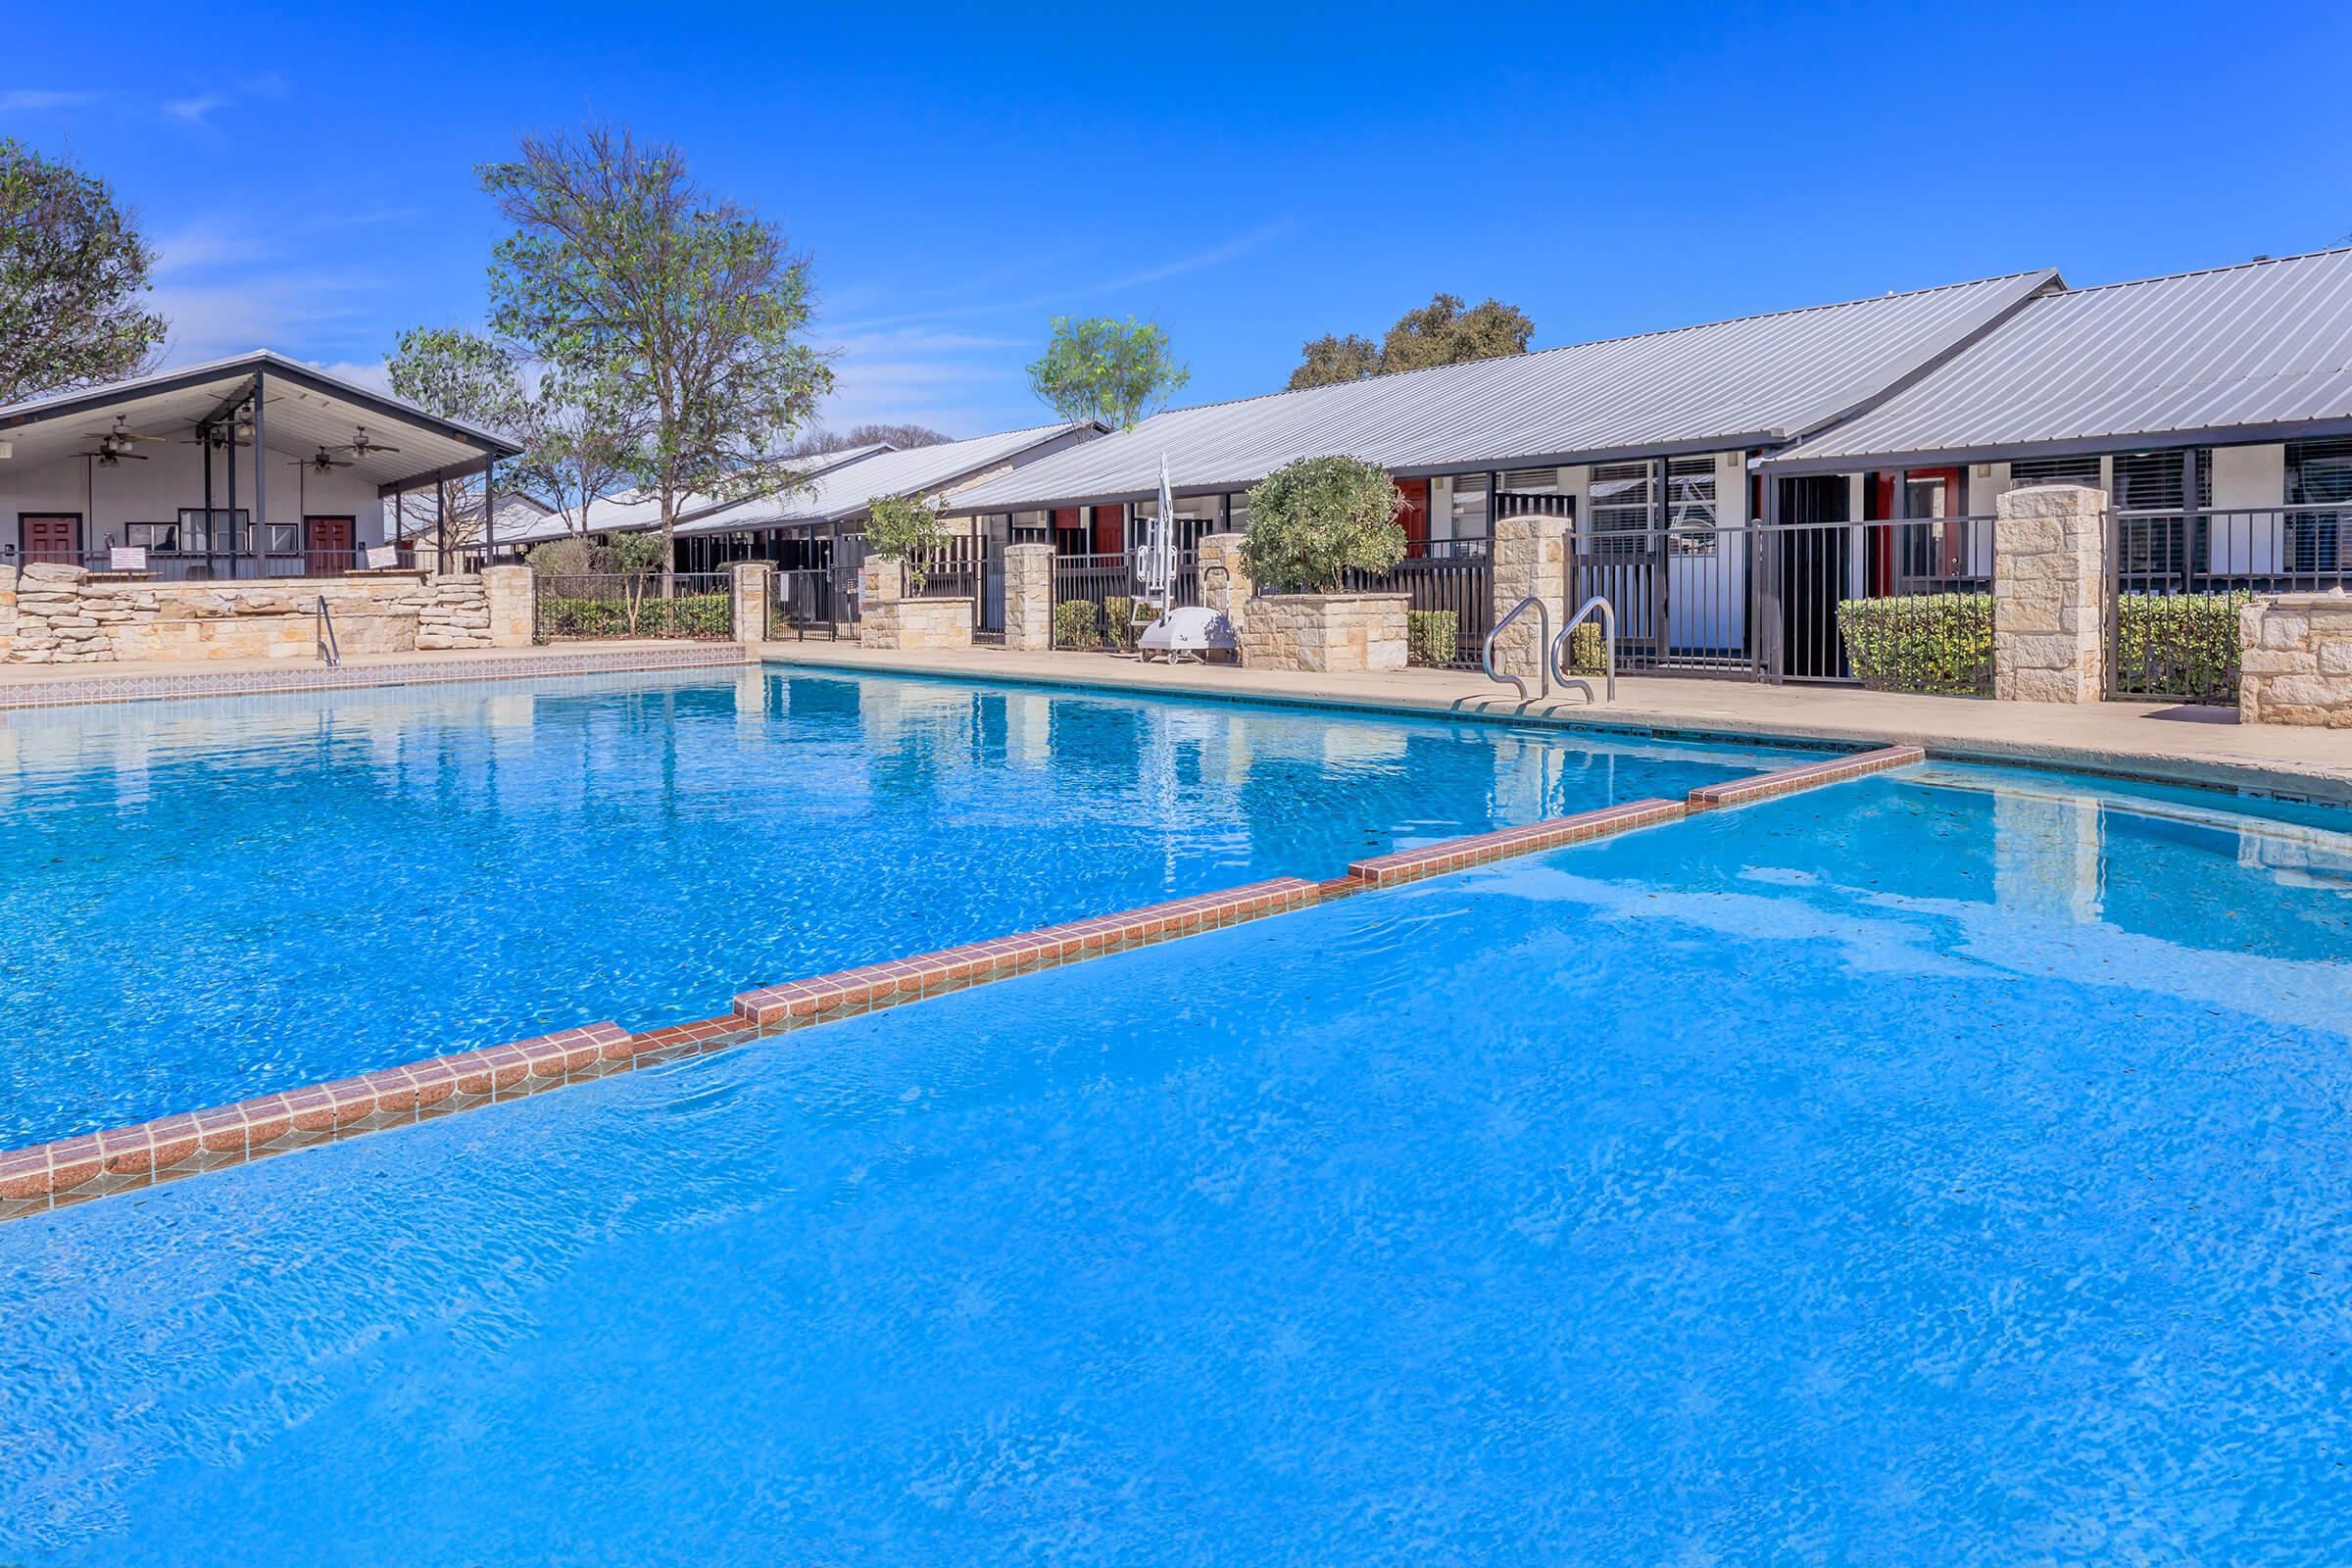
[1767,247,2352,471]
[676,420,1099,533]
[947,270,2060,512]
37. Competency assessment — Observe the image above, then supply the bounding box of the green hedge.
[539,592,731,641]
[2115,591,2250,703]
[1103,596,1140,652]
[1563,621,1607,675]
[1405,609,1458,666]
[1054,599,1102,650]
[1836,594,1993,695]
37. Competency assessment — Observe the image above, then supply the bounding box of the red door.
[1092,504,1123,556]
[22,514,80,564]
[1394,479,1430,551]
[306,515,355,574]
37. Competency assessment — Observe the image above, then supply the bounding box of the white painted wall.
[2211,442,2287,572]
[0,437,390,555]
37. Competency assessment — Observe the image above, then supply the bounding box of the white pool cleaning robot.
[1132,454,1238,662]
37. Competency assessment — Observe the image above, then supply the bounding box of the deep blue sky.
[7,1,2349,438]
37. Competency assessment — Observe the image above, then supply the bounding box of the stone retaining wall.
[2239,592,2352,726]
[0,564,532,664]
[1240,592,1407,672]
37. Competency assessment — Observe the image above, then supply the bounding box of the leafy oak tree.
[1285,293,1536,388]
[0,139,168,402]
[1285,332,1380,391]
[1027,315,1189,429]
[479,123,832,581]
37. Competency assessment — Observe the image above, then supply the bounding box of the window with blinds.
[1449,475,1487,538]
[2111,449,2210,580]
[1664,456,1718,557]
[1499,467,1558,492]
[2009,455,2102,489]
[1589,462,1650,560]
[2287,438,2352,571]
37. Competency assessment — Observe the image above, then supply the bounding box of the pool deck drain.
[0,745,1922,1221]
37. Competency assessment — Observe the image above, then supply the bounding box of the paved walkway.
[756,640,2352,805]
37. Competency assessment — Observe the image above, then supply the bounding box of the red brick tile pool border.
[0,743,1919,1221]
[1344,798,1690,888]
[1685,744,1926,810]
[0,881,1321,1220]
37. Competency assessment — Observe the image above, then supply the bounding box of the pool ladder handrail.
[1550,595,1617,704]
[316,594,341,669]
[1481,595,1552,702]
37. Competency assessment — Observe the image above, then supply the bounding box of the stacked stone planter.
[1239,592,1408,673]
[2239,591,2352,726]
[856,556,972,652]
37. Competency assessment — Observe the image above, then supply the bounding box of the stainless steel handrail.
[1481,594,1551,702]
[316,595,341,668]
[1551,594,1617,703]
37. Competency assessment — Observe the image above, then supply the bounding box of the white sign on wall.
[109,547,147,571]
[366,545,399,569]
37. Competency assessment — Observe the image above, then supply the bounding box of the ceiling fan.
[82,415,169,447]
[75,435,151,466]
[181,424,253,451]
[293,447,353,474]
[330,424,401,460]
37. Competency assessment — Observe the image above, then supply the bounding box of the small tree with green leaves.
[1027,315,1189,429]
[1241,456,1406,594]
[604,530,669,633]
[0,139,167,402]
[480,122,831,588]
[864,493,945,593]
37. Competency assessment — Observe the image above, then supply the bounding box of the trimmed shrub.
[1054,598,1102,650]
[1241,455,1407,593]
[1837,594,1993,695]
[1564,622,1607,675]
[2115,591,2250,703]
[1104,596,1139,651]
[1405,609,1457,666]
[538,592,730,641]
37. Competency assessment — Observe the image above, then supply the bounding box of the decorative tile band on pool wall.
[0,644,746,711]
[1684,745,1926,810]
[0,742,1913,1220]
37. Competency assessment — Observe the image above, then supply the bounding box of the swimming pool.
[2,757,2345,1563]
[0,667,1811,1147]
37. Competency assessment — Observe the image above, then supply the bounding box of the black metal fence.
[1049,550,1200,651]
[768,567,841,640]
[909,533,1006,645]
[1339,537,1493,668]
[535,571,734,642]
[2108,504,2352,703]
[1569,516,1995,688]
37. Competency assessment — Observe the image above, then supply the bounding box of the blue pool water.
[1,759,2347,1563]
[0,667,1810,1147]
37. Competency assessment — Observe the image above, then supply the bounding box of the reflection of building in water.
[1993,791,2104,925]
[2237,823,2352,892]
[1004,691,1054,767]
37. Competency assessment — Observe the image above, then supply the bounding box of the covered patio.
[0,351,520,581]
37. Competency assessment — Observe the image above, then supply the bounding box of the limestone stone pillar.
[728,560,773,647]
[1198,533,1252,630]
[859,554,906,606]
[481,564,535,649]
[1004,542,1053,652]
[1490,511,1570,684]
[2239,591,2352,725]
[1992,483,2108,704]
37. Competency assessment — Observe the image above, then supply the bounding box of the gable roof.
[946,270,2062,512]
[676,420,1101,534]
[1767,247,2352,471]
[0,350,523,486]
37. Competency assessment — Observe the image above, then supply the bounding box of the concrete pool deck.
[756,640,2352,806]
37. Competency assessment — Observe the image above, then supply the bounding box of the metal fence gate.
[2108,503,2352,703]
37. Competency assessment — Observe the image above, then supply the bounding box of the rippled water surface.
[2,761,2347,1564]
[0,667,1806,1145]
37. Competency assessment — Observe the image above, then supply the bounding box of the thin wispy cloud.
[161,74,284,127]
[0,88,100,111]
[827,217,1295,337]
[163,94,228,125]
